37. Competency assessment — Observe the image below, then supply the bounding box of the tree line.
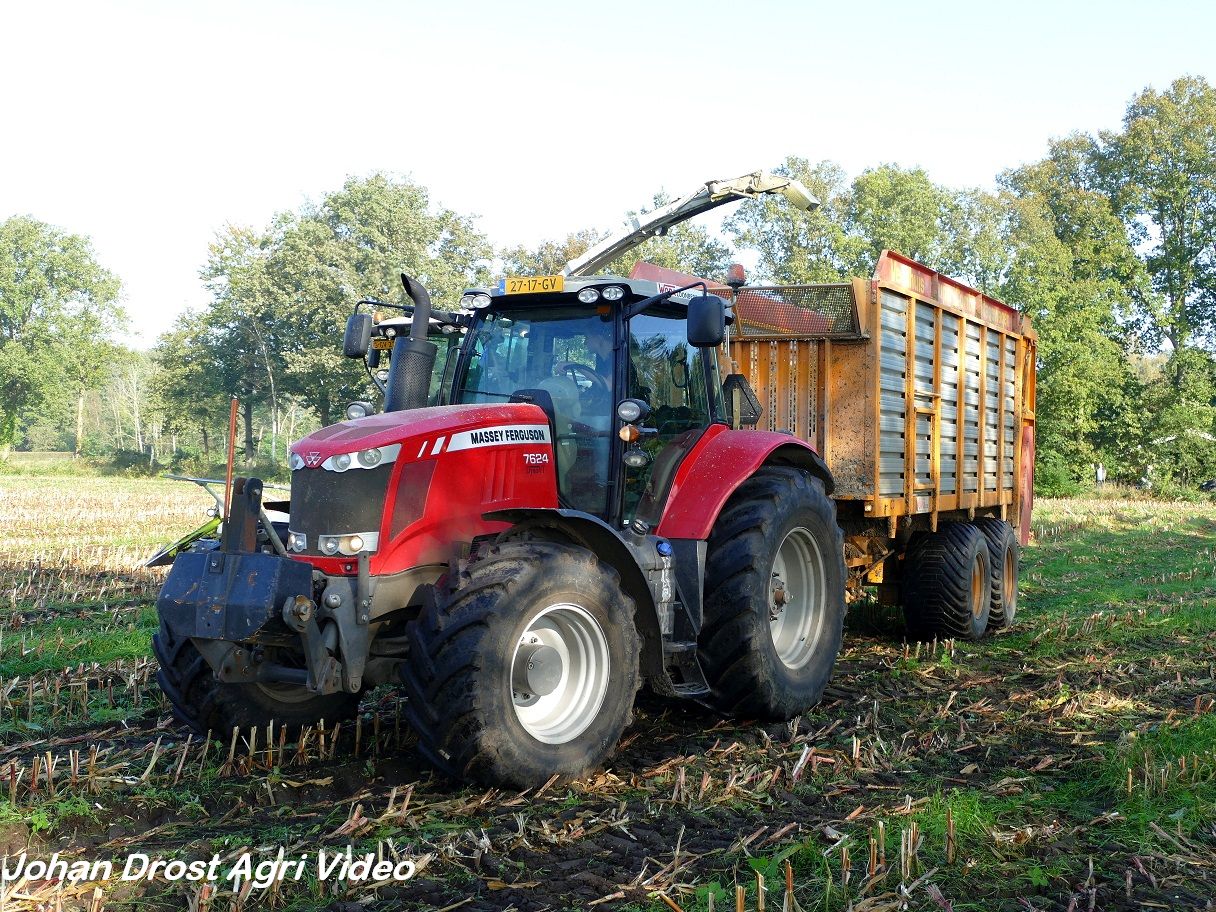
[2,76,1214,493]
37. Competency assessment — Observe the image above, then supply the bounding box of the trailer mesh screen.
[731,284,859,338]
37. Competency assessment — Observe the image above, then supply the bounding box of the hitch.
[281,595,343,694]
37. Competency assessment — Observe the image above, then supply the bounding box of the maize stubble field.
[0,474,1213,911]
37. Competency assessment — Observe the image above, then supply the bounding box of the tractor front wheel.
[153,621,361,737]
[399,541,641,787]
[699,467,846,720]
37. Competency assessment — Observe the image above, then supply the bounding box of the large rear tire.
[399,541,641,788]
[901,523,992,641]
[153,620,360,737]
[698,467,846,720]
[974,517,1019,629]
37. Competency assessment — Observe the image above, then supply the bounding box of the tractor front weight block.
[157,550,314,643]
[155,549,343,692]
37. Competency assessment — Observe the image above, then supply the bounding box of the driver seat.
[536,374,581,490]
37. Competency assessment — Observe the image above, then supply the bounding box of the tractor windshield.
[457,306,615,515]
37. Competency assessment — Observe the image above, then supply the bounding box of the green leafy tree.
[263,173,494,429]
[842,165,957,275]
[1140,349,1216,483]
[938,188,1011,293]
[1100,75,1216,351]
[726,157,858,283]
[501,230,602,277]
[998,193,1142,480]
[197,225,279,464]
[0,216,122,457]
[151,315,233,466]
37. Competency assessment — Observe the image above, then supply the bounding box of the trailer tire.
[901,523,992,641]
[399,541,641,788]
[699,467,846,720]
[974,518,1019,629]
[153,620,361,738]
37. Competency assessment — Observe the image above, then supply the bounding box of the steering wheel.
[554,361,611,397]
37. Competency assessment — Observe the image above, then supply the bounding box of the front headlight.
[316,531,380,556]
[345,401,371,421]
[289,452,306,471]
[318,443,401,472]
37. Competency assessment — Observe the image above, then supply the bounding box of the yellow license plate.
[504,275,564,294]
[372,338,393,350]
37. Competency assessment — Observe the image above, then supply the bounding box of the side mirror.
[688,294,726,348]
[343,313,373,358]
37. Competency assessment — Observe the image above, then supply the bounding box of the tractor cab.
[450,276,726,526]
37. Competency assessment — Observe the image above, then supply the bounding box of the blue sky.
[3,0,1213,346]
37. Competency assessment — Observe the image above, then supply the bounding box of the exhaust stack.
[385,273,439,412]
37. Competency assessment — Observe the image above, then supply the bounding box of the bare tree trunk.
[74,392,85,458]
[202,426,210,465]
[285,403,298,462]
[131,367,144,453]
[243,402,255,467]
[110,395,125,449]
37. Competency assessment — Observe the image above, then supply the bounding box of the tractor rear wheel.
[699,467,846,720]
[974,518,1019,630]
[399,541,641,787]
[153,620,361,737]
[901,523,992,641]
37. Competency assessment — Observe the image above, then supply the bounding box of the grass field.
[0,474,1213,911]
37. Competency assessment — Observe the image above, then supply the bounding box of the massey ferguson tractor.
[153,171,1036,787]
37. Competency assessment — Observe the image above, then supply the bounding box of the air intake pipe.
[384,273,439,412]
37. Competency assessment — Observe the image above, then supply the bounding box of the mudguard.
[655,426,833,541]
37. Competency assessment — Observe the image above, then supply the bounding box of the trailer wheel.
[901,523,992,641]
[399,541,641,787]
[152,621,360,737]
[699,467,846,720]
[974,518,1019,629]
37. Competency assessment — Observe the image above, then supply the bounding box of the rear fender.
[485,508,666,681]
[655,429,833,541]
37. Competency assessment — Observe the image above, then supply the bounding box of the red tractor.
[153,174,848,786]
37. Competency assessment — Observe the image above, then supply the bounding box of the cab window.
[458,307,614,517]
[623,311,715,523]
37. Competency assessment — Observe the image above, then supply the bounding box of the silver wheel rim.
[768,527,827,670]
[511,603,610,745]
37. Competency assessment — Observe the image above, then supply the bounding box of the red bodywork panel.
[655,425,824,541]
[289,404,558,575]
[1018,425,1035,546]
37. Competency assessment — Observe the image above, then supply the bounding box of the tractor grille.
[289,463,394,552]
[731,284,859,337]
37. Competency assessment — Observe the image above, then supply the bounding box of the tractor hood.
[290,403,551,468]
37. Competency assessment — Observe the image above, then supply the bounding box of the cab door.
[620,308,722,527]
